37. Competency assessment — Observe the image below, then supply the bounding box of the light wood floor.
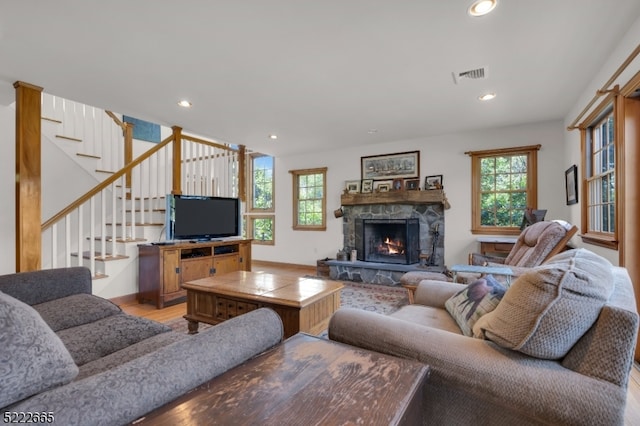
[120,261,640,425]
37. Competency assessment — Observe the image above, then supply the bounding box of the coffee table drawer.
[216,297,258,320]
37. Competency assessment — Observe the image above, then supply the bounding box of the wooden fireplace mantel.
[341,189,445,206]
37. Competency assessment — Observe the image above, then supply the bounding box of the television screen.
[167,195,240,240]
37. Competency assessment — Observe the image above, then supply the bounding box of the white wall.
[252,119,568,268]
[562,13,640,265]
[0,105,16,274]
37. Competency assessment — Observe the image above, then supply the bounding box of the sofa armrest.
[5,308,284,424]
[413,280,466,307]
[328,308,626,425]
[0,267,92,305]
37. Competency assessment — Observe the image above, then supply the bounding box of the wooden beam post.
[14,81,43,272]
[171,126,182,195]
[238,144,246,202]
[124,121,134,189]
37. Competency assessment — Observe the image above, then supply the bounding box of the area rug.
[164,281,409,335]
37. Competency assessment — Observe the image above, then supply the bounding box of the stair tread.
[92,237,147,243]
[107,222,165,227]
[71,251,129,261]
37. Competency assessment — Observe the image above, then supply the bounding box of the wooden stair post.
[14,81,43,272]
[171,126,182,195]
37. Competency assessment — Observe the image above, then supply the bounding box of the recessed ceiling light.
[478,92,497,101]
[177,100,192,108]
[269,134,278,140]
[468,0,497,17]
[367,129,378,134]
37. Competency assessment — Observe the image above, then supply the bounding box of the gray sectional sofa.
[0,267,283,425]
[329,248,639,425]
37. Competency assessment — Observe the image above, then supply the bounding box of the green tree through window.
[290,167,327,230]
[480,154,528,227]
[247,153,275,244]
[252,155,273,210]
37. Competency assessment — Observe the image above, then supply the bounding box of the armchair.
[453,220,577,283]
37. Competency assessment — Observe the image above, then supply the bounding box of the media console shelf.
[137,239,252,309]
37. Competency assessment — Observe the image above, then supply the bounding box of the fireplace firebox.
[355,218,420,265]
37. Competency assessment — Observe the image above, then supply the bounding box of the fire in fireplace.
[355,218,420,265]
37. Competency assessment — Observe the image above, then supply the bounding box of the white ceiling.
[1,1,640,157]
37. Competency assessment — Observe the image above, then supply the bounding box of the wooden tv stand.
[137,239,252,309]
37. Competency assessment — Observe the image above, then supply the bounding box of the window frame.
[467,145,540,235]
[246,214,275,245]
[289,167,327,231]
[247,153,275,213]
[245,152,275,245]
[579,92,620,250]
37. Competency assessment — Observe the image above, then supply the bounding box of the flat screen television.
[166,194,241,241]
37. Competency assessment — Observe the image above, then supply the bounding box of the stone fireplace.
[328,190,446,285]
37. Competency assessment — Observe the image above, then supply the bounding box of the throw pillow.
[472,249,614,359]
[444,274,506,336]
[0,290,79,407]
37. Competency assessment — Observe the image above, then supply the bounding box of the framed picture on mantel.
[361,151,420,181]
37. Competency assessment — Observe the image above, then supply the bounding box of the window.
[248,154,274,212]
[580,96,618,249]
[290,167,327,231]
[467,145,540,235]
[246,153,275,245]
[248,215,275,245]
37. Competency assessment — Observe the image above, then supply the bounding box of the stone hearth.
[327,260,445,286]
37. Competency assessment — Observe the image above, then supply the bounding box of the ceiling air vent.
[452,67,487,84]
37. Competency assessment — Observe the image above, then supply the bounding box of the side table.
[449,264,514,285]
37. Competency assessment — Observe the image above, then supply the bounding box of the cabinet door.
[181,258,214,283]
[214,254,239,275]
[162,249,181,294]
[238,242,251,271]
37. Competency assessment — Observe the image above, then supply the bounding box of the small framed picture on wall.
[565,165,578,205]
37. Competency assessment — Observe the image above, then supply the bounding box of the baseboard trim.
[252,259,315,270]
[110,293,137,306]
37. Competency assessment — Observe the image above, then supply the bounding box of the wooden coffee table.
[182,271,343,338]
[133,333,428,425]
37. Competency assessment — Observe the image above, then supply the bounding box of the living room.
[1,2,640,423]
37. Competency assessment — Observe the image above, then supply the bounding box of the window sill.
[471,227,521,236]
[580,234,618,250]
[292,226,327,231]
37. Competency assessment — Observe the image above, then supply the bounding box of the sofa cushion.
[473,249,614,359]
[33,293,122,332]
[444,274,506,336]
[0,290,78,408]
[57,314,171,366]
[77,331,189,380]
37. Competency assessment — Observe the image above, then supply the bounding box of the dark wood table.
[133,333,429,425]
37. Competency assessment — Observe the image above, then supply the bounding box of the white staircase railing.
[41,132,241,279]
[41,92,125,174]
